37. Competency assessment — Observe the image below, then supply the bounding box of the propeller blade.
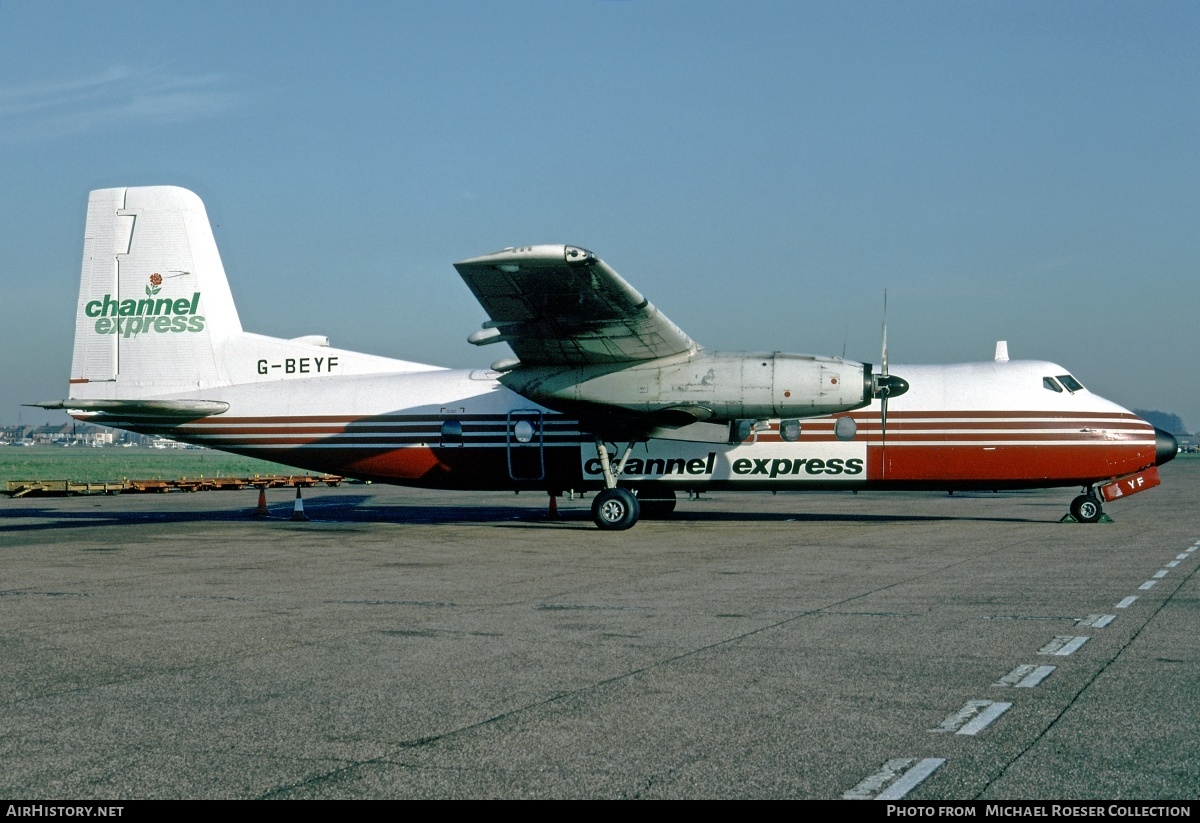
[881,290,888,378]
[879,388,887,480]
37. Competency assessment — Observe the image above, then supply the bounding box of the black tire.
[1070,494,1102,524]
[636,489,677,519]
[591,487,641,530]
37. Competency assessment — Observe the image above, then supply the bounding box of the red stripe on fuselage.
[869,442,1153,484]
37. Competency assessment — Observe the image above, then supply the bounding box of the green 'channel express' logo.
[85,273,206,338]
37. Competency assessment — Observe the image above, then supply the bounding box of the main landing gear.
[592,487,640,530]
[587,440,681,530]
[591,439,640,531]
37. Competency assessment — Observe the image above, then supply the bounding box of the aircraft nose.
[1154,427,1178,466]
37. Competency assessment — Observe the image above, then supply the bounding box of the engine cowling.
[499,350,898,426]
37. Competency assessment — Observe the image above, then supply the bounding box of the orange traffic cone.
[254,486,269,517]
[547,492,559,519]
[290,486,309,522]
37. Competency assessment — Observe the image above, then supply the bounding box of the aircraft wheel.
[592,488,640,530]
[1070,494,1102,524]
[636,489,677,519]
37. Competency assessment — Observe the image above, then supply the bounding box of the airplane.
[32,186,1178,530]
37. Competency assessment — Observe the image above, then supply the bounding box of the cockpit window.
[1057,374,1084,393]
[1043,377,1063,393]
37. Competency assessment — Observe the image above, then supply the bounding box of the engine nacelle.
[499,350,881,426]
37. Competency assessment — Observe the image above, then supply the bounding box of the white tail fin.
[70,187,243,399]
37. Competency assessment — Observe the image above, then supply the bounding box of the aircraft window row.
[771,417,858,441]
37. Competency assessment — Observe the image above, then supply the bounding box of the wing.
[454,245,698,367]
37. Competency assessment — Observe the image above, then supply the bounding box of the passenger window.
[834,416,857,441]
[441,419,463,444]
[1043,377,1063,393]
[779,419,801,442]
[1057,374,1084,393]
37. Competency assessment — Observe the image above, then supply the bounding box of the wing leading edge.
[454,245,697,368]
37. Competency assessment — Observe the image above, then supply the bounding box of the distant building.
[2,421,118,446]
[31,423,73,444]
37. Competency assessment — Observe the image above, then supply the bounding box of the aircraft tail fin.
[70,187,244,400]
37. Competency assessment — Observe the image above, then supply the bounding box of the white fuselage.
[87,356,1160,494]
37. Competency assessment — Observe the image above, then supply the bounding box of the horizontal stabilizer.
[27,399,230,417]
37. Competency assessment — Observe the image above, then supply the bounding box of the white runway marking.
[876,758,946,800]
[844,757,947,800]
[996,665,1033,687]
[959,702,1012,735]
[1116,596,1138,609]
[1176,554,1189,561]
[1077,614,1115,628]
[1153,569,1170,579]
[844,757,944,800]
[933,700,1012,735]
[1017,665,1057,687]
[1166,560,1180,568]
[995,664,1056,688]
[1039,636,1089,656]
[843,757,914,799]
[1139,580,1158,590]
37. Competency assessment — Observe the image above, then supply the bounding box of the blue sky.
[2,1,1197,429]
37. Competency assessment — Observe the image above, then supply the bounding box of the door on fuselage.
[507,410,545,481]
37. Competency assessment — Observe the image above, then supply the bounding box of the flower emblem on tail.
[146,272,163,297]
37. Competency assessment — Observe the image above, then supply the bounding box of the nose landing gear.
[1064,488,1110,524]
[1069,493,1103,524]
